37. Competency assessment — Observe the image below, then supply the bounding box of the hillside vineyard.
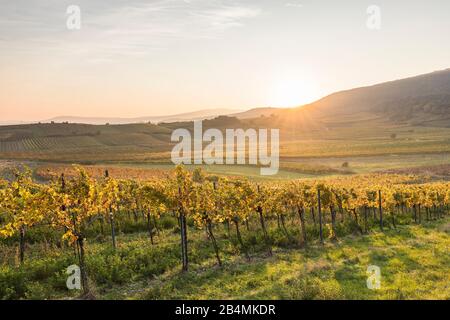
[171,120,280,175]
[0,165,449,295]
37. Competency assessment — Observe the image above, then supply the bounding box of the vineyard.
[0,165,449,299]
[0,123,173,163]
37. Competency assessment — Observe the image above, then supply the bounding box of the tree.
[253,184,273,256]
[165,165,194,272]
[0,168,44,264]
[99,173,120,249]
[220,179,253,261]
[282,181,311,247]
[49,167,99,296]
[140,181,167,245]
[190,178,223,266]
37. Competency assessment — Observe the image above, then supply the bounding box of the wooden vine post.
[257,185,272,257]
[318,189,324,244]
[178,186,188,272]
[378,190,383,231]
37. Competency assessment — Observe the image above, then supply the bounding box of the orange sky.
[1,0,449,122]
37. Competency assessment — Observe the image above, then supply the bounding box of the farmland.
[1,118,450,181]
[1,71,450,301]
[1,214,449,300]
[1,119,448,301]
[1,0,449,305]
[0,165,449,300]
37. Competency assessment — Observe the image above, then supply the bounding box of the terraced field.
[0,120,450,179]
[0,123,173,161]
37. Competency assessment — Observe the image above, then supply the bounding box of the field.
[1,120,450,178]
[1,208,448,300]
[1,164,449,300]
[1,116,450,301]
[1,0,449,305]
[131,220,450,300]
[0,123,172,163]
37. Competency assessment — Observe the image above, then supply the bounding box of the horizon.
[2,67,449,125]
[1,0,450,122]
[1,1,450,304]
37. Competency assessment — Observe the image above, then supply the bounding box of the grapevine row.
[0,165,449,295]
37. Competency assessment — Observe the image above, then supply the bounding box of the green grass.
[1,214,448,300]
[127,220,450,300]
[281,152,450,174]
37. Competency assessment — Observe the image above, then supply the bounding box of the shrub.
[160,216,177,230]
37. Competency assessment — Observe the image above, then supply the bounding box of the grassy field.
[1,120,449,172]
[1,120,449,184]
[1,213,448,300]
[131,220,450,300]
[2,155,449,183]
[1,118,449,300]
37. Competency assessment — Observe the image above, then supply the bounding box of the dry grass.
[34,164,171,181]
[381,164,450,180]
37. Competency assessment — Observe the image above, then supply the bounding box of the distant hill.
[1,68,450,162]
[287,68,450,126]
[44,108,243,125]
[231,107,281,119]
[0,122,174,162]
[234,68,450,133]
[18,69,450,129]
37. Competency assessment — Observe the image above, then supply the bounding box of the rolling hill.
[0,68,449,163]
[286,68,450,126]
[234,68,450,136]
[43,108,243,125]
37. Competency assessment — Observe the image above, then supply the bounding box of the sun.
[268,78,319,108]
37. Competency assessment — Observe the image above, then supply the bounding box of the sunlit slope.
[0,123,173,161]
[280,68,450,126]
[0,69,449,162]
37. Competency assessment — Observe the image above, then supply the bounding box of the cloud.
[189,5,261,30]
[0,0,262,62]
[285,2,303,8]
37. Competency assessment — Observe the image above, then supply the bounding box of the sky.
[0,0,449,122]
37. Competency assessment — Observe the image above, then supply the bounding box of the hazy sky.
[1,0,449,121]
